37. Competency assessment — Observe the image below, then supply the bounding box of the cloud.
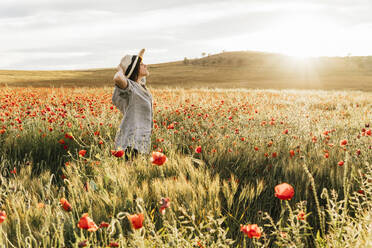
[0,0,371,69]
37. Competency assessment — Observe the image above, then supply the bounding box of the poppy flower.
[127,213,144,229]
[275,183,294,200]
[340,139,348,146]
[109,242,119,247]
[111,150,124,158]
[59,139,65,144]
[0,210,6,224]
[150,151,167,166]
[358,189,365,195]
[60,198,72,212]
[240,224,262,239]
[338,161,344,166]
[297,211,306,220]
[289,150,295,157]
[356,149,361,156]
[77,213,98,232]
[99,221,110,228]
[65,133,73,139]
[79,150,87,157]
[195,146,202,154]
[159,197,171,215]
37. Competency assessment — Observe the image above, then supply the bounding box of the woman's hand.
[113,66,128,89]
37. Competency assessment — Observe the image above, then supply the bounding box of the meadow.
[1,51,372,91]
[0,85,371,247]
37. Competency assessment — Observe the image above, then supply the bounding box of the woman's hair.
[125,56,142,82]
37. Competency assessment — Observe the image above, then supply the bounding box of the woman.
[111,48,153,160]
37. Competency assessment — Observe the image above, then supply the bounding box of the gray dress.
[111,79,153,154]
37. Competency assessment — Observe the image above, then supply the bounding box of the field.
[1,51,372,91]
[0,86,371,247]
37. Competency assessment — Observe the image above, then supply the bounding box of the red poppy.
[109,242,119,247]
[79,150,87,157]
[111,150,124,158]
[150,151,167,166]
[240,224,262,239]
[196,240,204,248]
[289,150,295,157]
[272,152,277,158]
[356,149,361,156]
[0,210,6,224]
[127,213,144,229]
[340,139,348,146]
[297,211,306,220]
[77,213,98,232]
[59,139,65,144]
[283,129,288,134]
[65,133,73,139]
[99,221,110,228]
[60,198,72,212]
[195,146,202,154]
[275,183,294,200]
[159,197,171,215]
[338,161,344,166]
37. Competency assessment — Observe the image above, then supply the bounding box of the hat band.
[126,56,139,78]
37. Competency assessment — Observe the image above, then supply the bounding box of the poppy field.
[0,86,371,247]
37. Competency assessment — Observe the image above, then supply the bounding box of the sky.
[1,0,372,70]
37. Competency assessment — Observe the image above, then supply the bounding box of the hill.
[1,51,372,90]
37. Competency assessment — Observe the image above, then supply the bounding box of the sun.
[267,15,341,58]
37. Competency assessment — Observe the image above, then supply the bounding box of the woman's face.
[139,62,149,77]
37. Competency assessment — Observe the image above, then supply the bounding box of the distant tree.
[201,52,206,57]
[183,57,189,65]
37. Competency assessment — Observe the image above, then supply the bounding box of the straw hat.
[119,49,145,79]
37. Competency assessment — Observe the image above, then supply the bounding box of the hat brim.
[138,48,145,58]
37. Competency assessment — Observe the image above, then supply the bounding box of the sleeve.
[111,81,133,114]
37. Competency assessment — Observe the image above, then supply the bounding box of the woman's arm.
[113,66,128,89]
